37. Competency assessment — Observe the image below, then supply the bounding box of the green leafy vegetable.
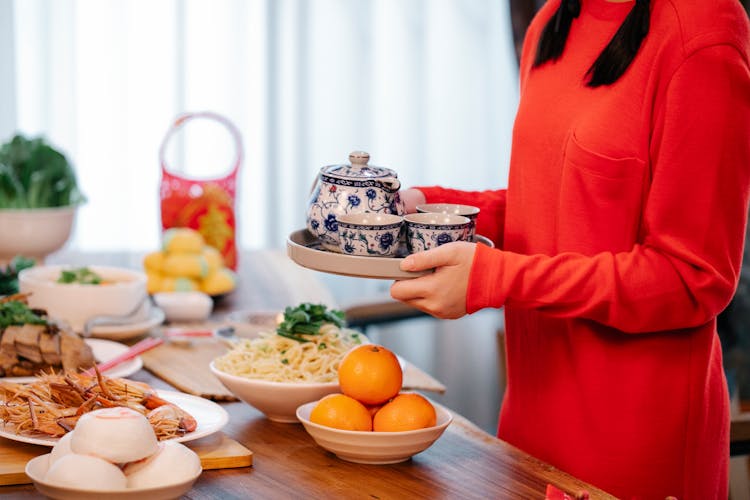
[276,303,346,343]
[57,267,103,285]
[0,300,47,329]
[0,256,36,295]
[0,134,86,209]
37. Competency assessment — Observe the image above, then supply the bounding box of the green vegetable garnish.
[276,303,346,343]
[57,267,103,285]
[0,300,47,329]
[0,255,35,295]
[0,134,86,209]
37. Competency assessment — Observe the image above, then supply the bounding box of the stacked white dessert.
[42,407,202,491]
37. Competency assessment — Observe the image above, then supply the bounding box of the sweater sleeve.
[467,44,750,333]
[415,186,507,248]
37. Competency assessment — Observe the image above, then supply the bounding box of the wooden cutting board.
[0,432,252,486]
[141,336,446,401]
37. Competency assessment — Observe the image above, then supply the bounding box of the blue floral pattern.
[337,220,402,257]
[306,160,405,251]
[406,220,470,253]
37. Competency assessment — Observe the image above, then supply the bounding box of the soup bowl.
[18,265,148,333]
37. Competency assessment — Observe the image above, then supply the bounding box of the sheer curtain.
[2,0,519,252]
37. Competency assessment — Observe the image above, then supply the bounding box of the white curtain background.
[1,0,519,252]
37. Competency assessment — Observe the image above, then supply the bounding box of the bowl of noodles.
[209,304,367,423]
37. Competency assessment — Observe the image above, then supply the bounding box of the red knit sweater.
[418,0,750,498]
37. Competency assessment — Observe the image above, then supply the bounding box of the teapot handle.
[380,177,401,192]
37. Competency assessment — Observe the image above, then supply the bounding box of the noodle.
[214,324,366,383]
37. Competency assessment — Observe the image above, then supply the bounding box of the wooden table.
[0,250,615,499]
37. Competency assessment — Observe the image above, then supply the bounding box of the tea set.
[305,152,479,258]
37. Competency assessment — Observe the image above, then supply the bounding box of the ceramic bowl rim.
[19,264,147,288]
[337,213,404,228]
[415,203,480,217]
[404,213,470,228]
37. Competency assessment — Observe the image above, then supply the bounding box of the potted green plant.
[0,134,86,264]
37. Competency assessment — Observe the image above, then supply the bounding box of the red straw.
[83,337,164,376]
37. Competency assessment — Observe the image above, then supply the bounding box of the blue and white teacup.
[337,213,404,257]
[404,213,471,253]
[416,203,480,241]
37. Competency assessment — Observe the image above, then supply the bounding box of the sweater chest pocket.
[556,133,647,254]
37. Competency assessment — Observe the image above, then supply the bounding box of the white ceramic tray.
[287,229,494,280]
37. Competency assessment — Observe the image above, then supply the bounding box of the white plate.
[287,229,494,280]
[87,307,166,341]
[0,389,228,447]
[26,453,202,500]
[2,338,142,384]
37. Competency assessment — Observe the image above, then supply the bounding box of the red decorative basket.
[159,112,242,269]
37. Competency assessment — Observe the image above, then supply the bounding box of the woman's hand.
[390,241,477,319]
[399,188,426,214]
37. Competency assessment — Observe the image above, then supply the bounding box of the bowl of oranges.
[296,344,453,464]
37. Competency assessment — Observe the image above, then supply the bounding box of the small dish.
[26,453,201,500]
[87,307,166,341]
[153,291,213,323]
[224,309,283,338]
[296,400,453,464]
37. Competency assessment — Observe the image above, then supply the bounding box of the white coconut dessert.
[71,407,159,463]
[123,440,202,489]
[48,431,74,467]
[44,453,127,490]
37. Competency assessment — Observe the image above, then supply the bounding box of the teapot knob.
[349,151,370,166]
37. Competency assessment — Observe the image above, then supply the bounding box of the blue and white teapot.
[306,151,405,251]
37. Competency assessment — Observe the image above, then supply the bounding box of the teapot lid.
[322,151,398,179]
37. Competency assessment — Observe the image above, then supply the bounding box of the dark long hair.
[533,0,651,87]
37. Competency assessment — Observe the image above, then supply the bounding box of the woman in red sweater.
[391,0,750,498]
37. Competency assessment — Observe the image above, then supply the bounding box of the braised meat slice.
[0,327,21,373]
[59,329,95,371]
[39,328,62,366]
[13,324,45,364]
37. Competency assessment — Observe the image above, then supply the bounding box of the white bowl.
[0,206,78,264]
[209,361,340,423]
[296,400,453,464]
[19,265,148,333]
[153,291,213,323]
[26,454,201,500]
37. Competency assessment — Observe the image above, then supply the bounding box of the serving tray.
[286,229,493,280]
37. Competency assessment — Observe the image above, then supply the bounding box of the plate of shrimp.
[0,371,228,446]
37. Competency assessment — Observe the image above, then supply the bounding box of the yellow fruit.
[310,394,372,431]
[201,268,236,295]
[163,253,209,279]
[162,227,205,254]
[146,272,163,295]
[160,276,199,292]
[143,251,166,273]
[202,245,224,273]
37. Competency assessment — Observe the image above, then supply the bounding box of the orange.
[372,393,437,432]
[309,393,372,431]
[338,344,403,405]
